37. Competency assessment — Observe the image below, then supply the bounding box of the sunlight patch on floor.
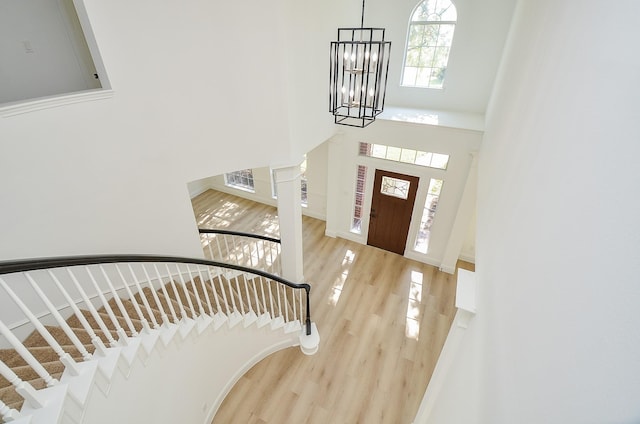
[328,249,356,306]
[405,270,423,340]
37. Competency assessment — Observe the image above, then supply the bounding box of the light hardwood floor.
[192,189,474,424]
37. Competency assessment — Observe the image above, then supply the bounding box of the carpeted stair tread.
[65,309,140,335]
[135,286,186,322]
[0,362,65,389]
[132,287,165,323]
[186,276,223,315]
[161,282,199,319]
[0,343,94,368]
[0,374,61,413]
[21,324,116,348]
[217,275,250,312]
[100,297,150,326]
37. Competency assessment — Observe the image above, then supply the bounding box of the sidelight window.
[414,178,443,253]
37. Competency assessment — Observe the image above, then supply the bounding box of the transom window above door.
[359,142,449,170]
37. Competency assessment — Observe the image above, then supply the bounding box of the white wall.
[0,0,100,104]
[364,0,516,113]
[0,0,344,262]
[427,1,640,423]
[325,117,482,267]
[82,324,299,424]
[189,141,329,222]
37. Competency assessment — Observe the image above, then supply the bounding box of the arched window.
[401,0,457,89]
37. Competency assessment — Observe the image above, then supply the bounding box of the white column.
[273,161,304,282]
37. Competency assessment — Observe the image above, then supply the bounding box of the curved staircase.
[0,256,318,424]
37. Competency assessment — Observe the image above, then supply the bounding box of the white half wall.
[81,325,300,424]
[427,1,640,423]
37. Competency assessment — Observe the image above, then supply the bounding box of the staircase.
[0,256,319,424]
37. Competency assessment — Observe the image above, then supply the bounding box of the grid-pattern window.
[351,165,368,233]
[359,142,449,170]
[225,169,255,192]
[414,178,443,253]
[271,157,308,205]
[402,0,457,89]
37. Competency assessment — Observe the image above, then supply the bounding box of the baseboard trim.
[204,335,299,423]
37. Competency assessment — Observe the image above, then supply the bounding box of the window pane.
[416,68,431,87]
[431,153,449,169]
[371,144,387,159]
[429,68,445,89]
[438,2,457,21]
[225,169,255,192]
[381,176,410,199]
[415,151,433,166]
[385,146,402,161]
[402,67,418,85]
[414,178,444,253]
[420,47,436,68]
[424,26,439,47]
[400,148,417,164]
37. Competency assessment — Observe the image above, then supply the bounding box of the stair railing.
[199,229,282,276]
[0,255,311,415]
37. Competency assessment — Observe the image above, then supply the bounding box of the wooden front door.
[367,169,419,255]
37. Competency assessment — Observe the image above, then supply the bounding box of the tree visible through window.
[402,0,457,89]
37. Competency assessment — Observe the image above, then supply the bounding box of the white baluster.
[25,272,92,361]
[232,274,246,315]
[0,277,80,376]
[85,267,128,344]
[50,270,108,356]
[266,278,275,318]
[142,265,172,326]
[276,282,283,320]
[116,265,151,332]
[180,264,204,317]
[259,277,268,316]
[162,264,188,320]
[0,320,57,388]
[257,240,265,271]
[214,236,224,262]
[283,285,290,323]
[246,240,254,268]
[0,397,22,421]
[291,287,297,323]
[175,264,199,319]
[224,270,239,314]
[233,237,243,267]
[299,289,304,327]
[99,265,138,336]
[68,268,119,347]
[206,235,214,261]
[195,266,214,315]
[241,274,253,314]
[0,359,44,409]
[223,236,233,264]
[250,275,261,315]
[207,267,229,315]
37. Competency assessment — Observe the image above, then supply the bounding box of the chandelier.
[329,0,391,127]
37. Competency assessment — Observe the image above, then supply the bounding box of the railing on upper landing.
[0,254,312,422]
[199,228,282,276]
